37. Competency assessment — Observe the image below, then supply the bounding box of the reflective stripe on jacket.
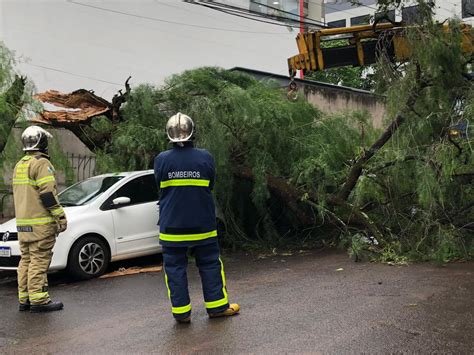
[154,143,217,247]
[12,153,66,242]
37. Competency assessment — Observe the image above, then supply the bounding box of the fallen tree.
[5,18,470,261]
[78,20,471,261]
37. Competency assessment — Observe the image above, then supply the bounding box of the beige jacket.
[12,152,66,242]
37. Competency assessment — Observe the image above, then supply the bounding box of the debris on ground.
[99,265,162,279]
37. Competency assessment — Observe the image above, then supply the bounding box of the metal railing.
[66,153,96,182]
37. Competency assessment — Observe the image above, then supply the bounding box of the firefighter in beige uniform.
[13,126,67,313]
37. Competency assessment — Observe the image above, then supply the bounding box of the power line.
[248,0,328,27]
[191,2,307,29]
[190,1,329,29]
[25,63,123,86]
[67,0,286,34]
[191,0,326,27]
[153,0,244,24]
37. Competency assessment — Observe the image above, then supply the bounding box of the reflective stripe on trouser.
[17,233,55,305]
[163,247,191,319]
[193,242,229,313]
[162,241,229,318]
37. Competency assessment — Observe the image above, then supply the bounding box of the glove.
[57,217,68,234]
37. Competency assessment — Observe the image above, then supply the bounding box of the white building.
[0,0,325,100]
[324,0,474,27]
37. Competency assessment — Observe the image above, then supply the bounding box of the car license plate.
[0,246,11,257]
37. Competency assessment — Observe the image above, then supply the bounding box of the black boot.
[19,301,30,312]
[30,301,64,313]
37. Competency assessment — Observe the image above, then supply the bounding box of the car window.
[112,174,158,205]
[59,176,124,206]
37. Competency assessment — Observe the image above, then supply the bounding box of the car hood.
[0,205,91,232]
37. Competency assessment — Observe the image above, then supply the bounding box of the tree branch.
[338,68,427,201]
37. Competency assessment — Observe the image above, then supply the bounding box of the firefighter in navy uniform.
[154,113,240,323]
[13,126,67,313]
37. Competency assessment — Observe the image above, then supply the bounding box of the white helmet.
[21,126,53,152]
[166,112,194,143]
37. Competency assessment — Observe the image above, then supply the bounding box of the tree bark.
[338,73,426,201]
[47,76,132,152]
[233,166,384,239]
[110,76,131,121]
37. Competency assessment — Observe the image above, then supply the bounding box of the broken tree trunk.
[338,69,428,201]
[32,76,132,152]
[110,76,131,121]
[233,166,384,239]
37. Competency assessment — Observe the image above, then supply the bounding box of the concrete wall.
[231,67,387,127]
[303,85,386,127]
[308,0,325,25]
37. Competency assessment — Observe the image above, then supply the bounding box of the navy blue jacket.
[154,143,217,247]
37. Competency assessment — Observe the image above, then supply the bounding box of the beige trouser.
[17,233,56,305]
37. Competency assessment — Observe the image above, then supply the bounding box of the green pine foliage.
[94,4,466,262]
[0,42,74,200]
[1,17,470,262]
[89,19,472,261]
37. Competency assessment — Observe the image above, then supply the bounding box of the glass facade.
[402,5,420,24]
[350,14,371,26]
[250,0,301,22]
[374,10,395,23]
[462,0,474,18]
[328,19,346,28]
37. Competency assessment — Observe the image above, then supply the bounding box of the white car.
[0,170,163,279]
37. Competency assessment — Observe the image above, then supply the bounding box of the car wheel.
[67,236,110,280]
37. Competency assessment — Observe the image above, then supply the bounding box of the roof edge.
[229,67,383,97]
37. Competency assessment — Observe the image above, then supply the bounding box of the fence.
[0,154,97,218]
[65,153,96,182]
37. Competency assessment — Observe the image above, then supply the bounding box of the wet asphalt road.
[0,250,473,354]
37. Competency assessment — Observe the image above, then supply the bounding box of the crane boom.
[288,23,473,77]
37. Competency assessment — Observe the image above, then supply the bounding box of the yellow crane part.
[288,23,473,77]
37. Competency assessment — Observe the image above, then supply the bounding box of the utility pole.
[299,0,305,79]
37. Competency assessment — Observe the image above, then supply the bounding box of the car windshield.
[59,176,124,206]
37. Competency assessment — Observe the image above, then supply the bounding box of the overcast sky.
[0,0,298,99]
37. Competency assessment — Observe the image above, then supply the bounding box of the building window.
[328,19,346,28]
[402,5,420,24]
[350,14,371,26]
[462,0,474,18]
[250,0,300,22]
[374,9,395,23]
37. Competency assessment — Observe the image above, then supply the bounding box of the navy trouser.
[162,241,229,320]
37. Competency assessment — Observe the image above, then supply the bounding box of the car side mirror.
[112,197,131,207]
